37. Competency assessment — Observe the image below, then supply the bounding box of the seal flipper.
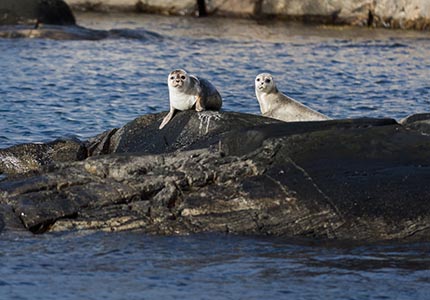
[190,75,205,112]
[195,95,205,112]
[159,107,176,129]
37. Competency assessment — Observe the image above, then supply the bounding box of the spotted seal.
[255,73,330,122]
[159,69,222,129]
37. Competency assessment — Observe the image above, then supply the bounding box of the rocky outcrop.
[0,0,164,40]
[65,0,430,30]
[1,111,430,242]
[400,113,430,135]
[0,138,86,177]
[0,0,83,39]
[66,0,197,14]
[374,0,430,30]
[0,0,76,26]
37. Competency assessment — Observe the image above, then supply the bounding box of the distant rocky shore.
[65,0,430,30]
[1,0,428,35]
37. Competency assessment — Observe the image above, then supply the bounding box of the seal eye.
[256,78,260,82]
[265,79,271,83]
[170,76,175,80]
[180,75,186,80]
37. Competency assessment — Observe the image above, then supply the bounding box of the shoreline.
[64,0,430,30]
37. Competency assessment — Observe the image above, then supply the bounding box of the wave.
[0,25,164,41]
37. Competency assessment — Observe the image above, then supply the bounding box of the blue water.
[1,13,429,147]
[1,232,429,300]
[1,12,430,299]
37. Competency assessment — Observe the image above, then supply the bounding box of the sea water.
[0,13,429,299]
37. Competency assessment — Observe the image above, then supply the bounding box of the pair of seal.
[159,70,328,129]
[255,73,330,122]
[159,69,222,129]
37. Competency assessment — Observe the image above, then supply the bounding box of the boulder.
[0,0,76,26]
[1,111,430,242]
[0,0,88,40]
[0,0,165,40]
[93,111,282,155]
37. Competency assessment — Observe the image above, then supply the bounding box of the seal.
[255,73,330,122]
[159,69,222,129]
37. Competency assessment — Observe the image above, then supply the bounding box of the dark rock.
[0,0,91,40]
[107,111,283,154]
[0,0,75,26]
[400,113,430,135]
[0,138,86,176]
[85,128,119,156]
[0,203,27,232]
[0,0,164,41]
[89,111,396,155]
[1,111,429,242]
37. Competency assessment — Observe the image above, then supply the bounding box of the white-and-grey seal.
[159,69,222,129]
[255,73,330,122]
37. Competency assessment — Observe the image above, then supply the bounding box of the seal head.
[167,69,200,111]
[168,69,196,90]
[255,73,278,94]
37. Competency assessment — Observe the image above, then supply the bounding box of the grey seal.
[255,73,330,122]
[159,69,222,129]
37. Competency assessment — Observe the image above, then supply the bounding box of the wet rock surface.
[400,113,430,135]
[1,111,430,242]
[0,138,86,177]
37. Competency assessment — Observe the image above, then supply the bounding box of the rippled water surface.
[1,232,429,300]
[1,13,430,299]
[1,13,430,147]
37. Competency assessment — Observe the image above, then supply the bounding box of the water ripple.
[0,232,428,300]
[1,16,430,149]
